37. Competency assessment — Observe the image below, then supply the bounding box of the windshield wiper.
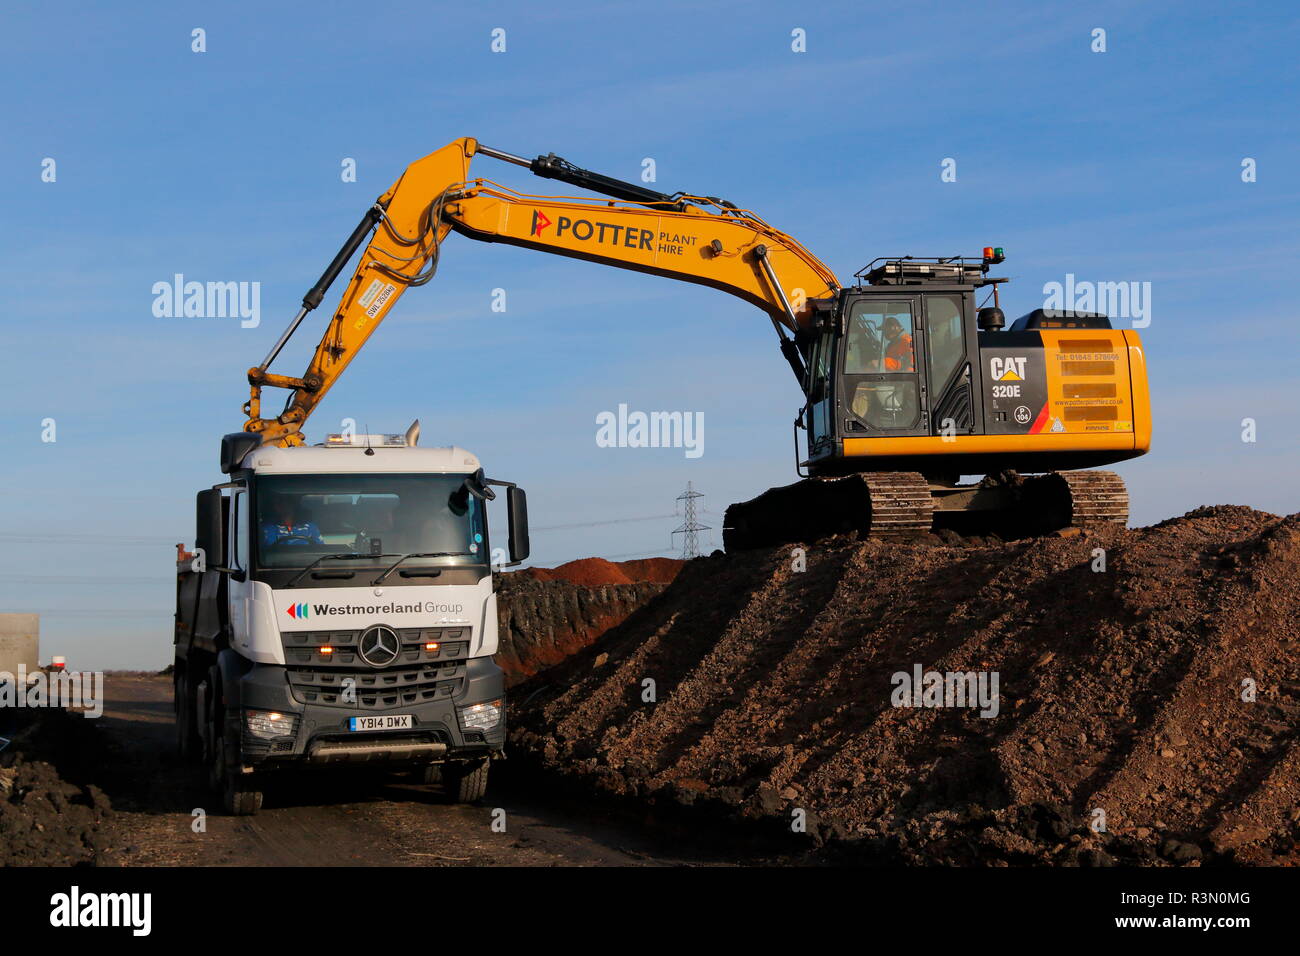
[286,552,400,588]
[371,552,472,586]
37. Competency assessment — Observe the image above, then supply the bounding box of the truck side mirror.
[196,489,225,569]
[507,486,529,564]
[221,432,260,475]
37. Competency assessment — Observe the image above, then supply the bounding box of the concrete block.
[0,614,39,677]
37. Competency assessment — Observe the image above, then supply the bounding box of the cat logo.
[990,356,1028,381]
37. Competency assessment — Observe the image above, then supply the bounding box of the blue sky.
[2,0,1297,669]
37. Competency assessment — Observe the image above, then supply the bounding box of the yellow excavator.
[243,137,1150,548]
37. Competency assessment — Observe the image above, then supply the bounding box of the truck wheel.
[215,735,263,815]
[204,667,225,792]
[420,763,442,785]
[223,773,264,815]
[444,759,489,804]
[174,672,196,761]
[208,730,229,794]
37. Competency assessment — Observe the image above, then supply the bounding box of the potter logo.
[531,210,552,236]
[285,602,310,619]
[990,356,1028,381]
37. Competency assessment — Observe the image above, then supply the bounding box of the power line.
[0,532,176,546]
[523,546,676,568]
[530,513,676,532]
[0,510,687,547]
[2,574,163,585]
[0,608,172,619]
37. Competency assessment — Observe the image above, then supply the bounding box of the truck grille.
[287,660,466,709]
[281,627,471,709]
[282,626,470,666]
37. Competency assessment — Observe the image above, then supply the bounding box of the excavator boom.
[244,137,839,446]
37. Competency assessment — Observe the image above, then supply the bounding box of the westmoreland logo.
[285,601,459,618]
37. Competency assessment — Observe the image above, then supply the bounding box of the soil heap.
[495,557,682,685]
[510,507,1300,865]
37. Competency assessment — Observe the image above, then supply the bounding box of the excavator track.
[723,471,934,550]
[860,472,937,538]
[723,469,1129,551]
[1020,470,1129,533]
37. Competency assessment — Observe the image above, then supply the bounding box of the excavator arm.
[244,137,840,446]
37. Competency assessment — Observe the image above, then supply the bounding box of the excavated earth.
[0,708,117,866]
[495,557,681,686]
[510,506,1300,866]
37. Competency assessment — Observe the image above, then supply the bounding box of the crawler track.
[722,472,935,550]
[859,472,936,537]
[724,469,1130,550]
[1021,470,1130,534]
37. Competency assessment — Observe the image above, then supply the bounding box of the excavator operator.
[882,314,915,372]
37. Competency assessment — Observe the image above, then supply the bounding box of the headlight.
[458,698,503,732]
[245,709,300,740]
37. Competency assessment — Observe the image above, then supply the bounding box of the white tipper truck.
[173,425,529,814]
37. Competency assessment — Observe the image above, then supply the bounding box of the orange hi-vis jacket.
[884,333,915,372]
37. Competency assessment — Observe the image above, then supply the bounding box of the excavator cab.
[804,256,988,472]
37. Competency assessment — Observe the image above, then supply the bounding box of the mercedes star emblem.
[358,625,401,667]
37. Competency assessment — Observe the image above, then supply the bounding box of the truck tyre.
[204,666,225,792]
[420,763,442,786]
[444,759,489,804]
[213,733,264,815]
[174,672,197,761]
[204,668,264,816]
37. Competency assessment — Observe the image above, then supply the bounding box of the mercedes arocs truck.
[173,426,528,814]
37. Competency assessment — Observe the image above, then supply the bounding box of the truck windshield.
[253,474,487,570]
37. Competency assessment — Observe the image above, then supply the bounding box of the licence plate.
[349,714,414,732]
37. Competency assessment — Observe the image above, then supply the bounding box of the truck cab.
[174,426,528,814]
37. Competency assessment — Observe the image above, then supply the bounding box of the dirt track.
[88,675,761,867]
[3,555,725,869]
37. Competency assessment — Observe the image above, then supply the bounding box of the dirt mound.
[0,710,117,866]
[510,506,1300,865]
[495,558,683,683]
[519,556,682,587]
[616,557,684,585]
[495,574,670,686]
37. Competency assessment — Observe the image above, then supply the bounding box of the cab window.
[926,294,965,388]
[849,381,920,429]
[231,489,249,572]
[844,300,920,429]
[844,300,916,374]
[807,330,833,400]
